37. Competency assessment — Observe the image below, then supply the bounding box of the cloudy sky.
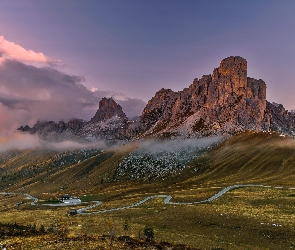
[0,0,295,132]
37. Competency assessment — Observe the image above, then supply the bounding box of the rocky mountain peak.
[218,56,247,77]
[139,56,267,136]
[90,97,127,123]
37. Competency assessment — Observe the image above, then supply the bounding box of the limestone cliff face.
[90,97,127,123]
[263,101,295,135]
[139,56,267,136]
[140,88,178,132]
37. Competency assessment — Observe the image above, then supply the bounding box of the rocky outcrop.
[90,97,127,123]
[140,88,178,132]
[263,101,295,135]
[139,56,267,136]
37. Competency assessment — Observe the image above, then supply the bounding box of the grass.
[80,194,102,202]
[0,222,46,237]
[2,186,295,249]
[2,131,295,249]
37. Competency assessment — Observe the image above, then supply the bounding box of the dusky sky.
[0,0,295,131]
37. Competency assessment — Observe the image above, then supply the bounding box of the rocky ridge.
[263,101,295,135]
[18,56,295,141]
[18,97,131,143]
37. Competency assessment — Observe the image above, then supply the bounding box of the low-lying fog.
[114,136,224,181]
[138,136,223,153]
[0,132,105,152]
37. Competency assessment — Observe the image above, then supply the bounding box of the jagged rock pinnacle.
[90,97,127,123]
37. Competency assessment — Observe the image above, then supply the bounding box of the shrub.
[143,226,154,241]
[39,224,45,233]
[123,220,129,235]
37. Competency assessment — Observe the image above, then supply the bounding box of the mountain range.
[18,56,295,142]
[7,56,295,250]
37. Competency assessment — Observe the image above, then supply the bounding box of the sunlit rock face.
[139,56,267,136]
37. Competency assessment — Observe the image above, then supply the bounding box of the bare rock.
[90,97,127,123]
[263,101,295,135]
[139,56,267,136]
[18,56,295,142]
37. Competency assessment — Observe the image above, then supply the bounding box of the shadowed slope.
[182,131,295,187]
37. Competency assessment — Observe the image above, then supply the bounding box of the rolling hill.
[2,131,295,200]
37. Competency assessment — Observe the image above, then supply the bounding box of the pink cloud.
[0,36,47,63]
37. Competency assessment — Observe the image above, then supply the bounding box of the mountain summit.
[139,56,267,136]
[90,97,127,123]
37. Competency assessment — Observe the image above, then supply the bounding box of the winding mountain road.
[1,184,293,215]
[76,184,265,214]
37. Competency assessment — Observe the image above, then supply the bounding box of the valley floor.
[1,185,295,249]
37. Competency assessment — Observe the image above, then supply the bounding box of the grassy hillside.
[2,131,295,197]
[0,143,137,196]
[2,131,295,249]
[184,131,295,187]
